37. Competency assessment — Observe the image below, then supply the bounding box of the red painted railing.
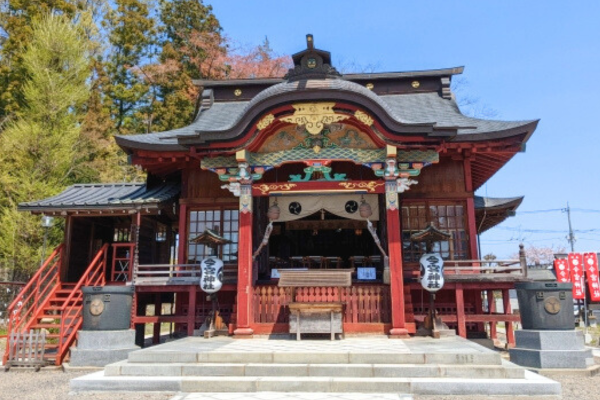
[54,243,107,365]
[3,244,64,364]
[443,258,526,278]
[110,243,135,282]
[252,285,391,324]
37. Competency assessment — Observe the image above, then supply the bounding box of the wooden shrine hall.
[8,35,536,365]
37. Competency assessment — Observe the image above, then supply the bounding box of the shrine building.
[7,35,536,365]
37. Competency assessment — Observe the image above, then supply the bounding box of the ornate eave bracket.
[216,151,265,214]
[377,148,422,210]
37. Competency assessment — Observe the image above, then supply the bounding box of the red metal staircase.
[3,244,108,366]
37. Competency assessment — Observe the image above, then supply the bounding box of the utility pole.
[566,202,575,252]
[564,203,587,330]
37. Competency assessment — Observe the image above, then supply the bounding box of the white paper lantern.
[419,253,445,293]
[200,256,224,294]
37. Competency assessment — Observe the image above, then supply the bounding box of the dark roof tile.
[18,183,180,212]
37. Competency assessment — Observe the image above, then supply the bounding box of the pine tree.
[0,14,92,278]
[102,0,157,134]
[0,0,86,119]
[143,0,222,132]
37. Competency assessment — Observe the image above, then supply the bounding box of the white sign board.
[357,267,376,280]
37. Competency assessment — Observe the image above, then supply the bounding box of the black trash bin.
[515,282,574,330]
[82,286,134,330]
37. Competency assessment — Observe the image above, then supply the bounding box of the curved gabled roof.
[116,88,537,153]
[115,37,537,155]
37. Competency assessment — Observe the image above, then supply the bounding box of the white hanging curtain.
[269,194,379,222]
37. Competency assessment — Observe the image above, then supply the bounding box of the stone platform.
[509,330,595,369]
[70,335,561,398]
[70,329,140,367]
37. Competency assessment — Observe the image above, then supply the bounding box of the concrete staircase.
[70,336,560,397]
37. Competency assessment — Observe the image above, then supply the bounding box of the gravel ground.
[0,368,173,400]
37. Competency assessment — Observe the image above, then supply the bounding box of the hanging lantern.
[359,198,373,219]
[200,256,224,294]
[419,253,445,293]
[267,200,281,221]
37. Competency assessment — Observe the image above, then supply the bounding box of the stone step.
[105,361,525,379]
[127,350,503,366]
[70,371,560,396]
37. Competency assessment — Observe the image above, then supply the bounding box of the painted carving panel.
[256,123,378,154]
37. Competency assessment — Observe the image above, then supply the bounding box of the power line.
[481,237,565,244]
[493,227,600,234]
[572,208,600,213]
[516,209,563,214]
[515,208,600,214]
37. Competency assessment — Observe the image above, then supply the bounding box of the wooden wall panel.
[138,218,155,265]
[186,168,236,202]
[67,218,93,282]
[403,158,466,198]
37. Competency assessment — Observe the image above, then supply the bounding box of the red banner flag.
[568,253,585,299]
[584,253,600,302]
[554,258,570,283]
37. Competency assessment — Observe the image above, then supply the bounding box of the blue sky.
[207,1,600,258]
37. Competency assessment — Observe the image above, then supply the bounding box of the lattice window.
[401,202,468,262]
[188,208,239,263]
[113,226,131,242]
[155,223,167,242]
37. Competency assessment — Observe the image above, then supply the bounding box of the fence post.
[519,244,527,279]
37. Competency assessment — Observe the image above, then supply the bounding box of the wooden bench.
[278,269,352,340]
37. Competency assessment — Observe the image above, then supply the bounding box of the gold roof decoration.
[280,102,349,135]
[189,229,232,249]
[410,223,451,243]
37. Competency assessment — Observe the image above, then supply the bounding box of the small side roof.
[474,195,524,233]
[18,183,180,214]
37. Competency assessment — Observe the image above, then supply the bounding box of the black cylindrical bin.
[515,282,574,330]
[82,286,134,330]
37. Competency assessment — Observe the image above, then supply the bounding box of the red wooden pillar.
[488,289,497,340]
[187,285,196,336]
[455,283,467,337]
[502,288,515,346]
[474,290,485,333]
[175,203,188,335]
[463,156,479,260]
[177,203,188,265]
[153,294,162,344]
[386,182,409,338]
[234,183,254,337]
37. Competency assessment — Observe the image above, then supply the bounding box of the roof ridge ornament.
[306,33,314,51]
[285,34,342,81]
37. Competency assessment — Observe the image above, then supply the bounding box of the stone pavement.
[170,393,413,400]
[71,335,560,398]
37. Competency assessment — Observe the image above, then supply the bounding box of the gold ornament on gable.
[354,110,374,127]
[279,102,349,135]
[257,114,275,131]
